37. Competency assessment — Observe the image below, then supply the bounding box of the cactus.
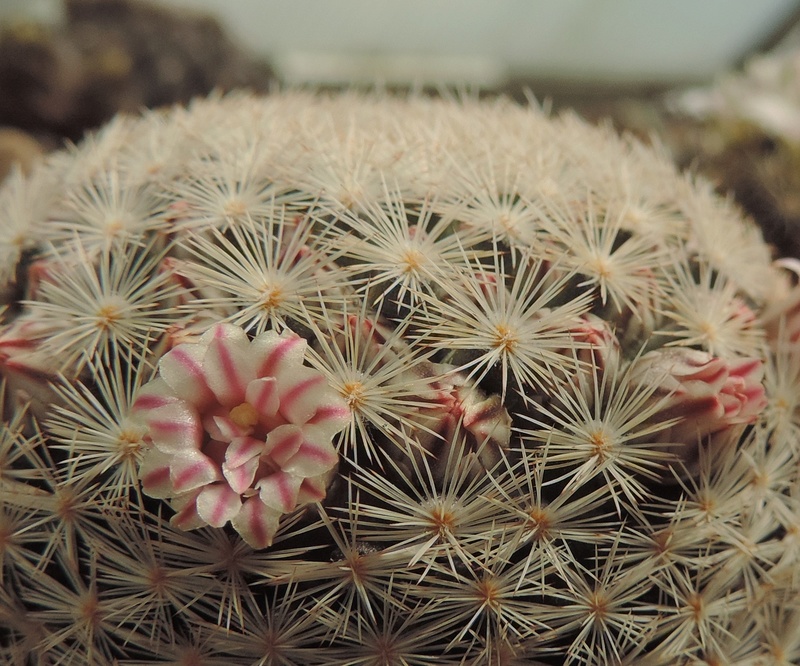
[0,91,798,664]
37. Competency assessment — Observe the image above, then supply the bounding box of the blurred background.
[3,0,800,254]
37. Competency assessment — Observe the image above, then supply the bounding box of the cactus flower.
[629,348,767,460]
[132,322,349,548]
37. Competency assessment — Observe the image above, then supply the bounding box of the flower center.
[229,402,259,429]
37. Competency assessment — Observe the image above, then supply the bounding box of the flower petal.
[203,323,255,407]
[170,450,220,494]
[231,496,281,549]
[263,424,303,466]
[209,414,249,442]
[276,366,328,424]
[223,452,260,494]
[131,377,180,412]
[170,491,206,530]
[251,330,307,378]
[141,401,202,453]
[138,448,174,498]
[159,342,214,406]
[225,435,265,469]
[282,426,339,477]
[245,376,281,421]
[196,484,242,528]
[307,392,351,439]
[297,474,328,504]
[257,470,302,513]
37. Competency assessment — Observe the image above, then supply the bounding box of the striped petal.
[297,474,328,504]
[131,377,179,412]
[276,366,328,424]
[282,426,339,477]
[263,424,303,466]
[225,435,265,469]
[202,323,255,407]
[251,330,307,378]
[245,376,281,420]
[170,492,206,531]
[223,448,261,494]
[141,401,202,453]
[159,342,213,406]
[208,413,249,442]
[257,471,302,513]
[196,484,242,528]
[170,450,220,494]
[231,496,282,549]
[307,398,351,440]
[138,448,174,498]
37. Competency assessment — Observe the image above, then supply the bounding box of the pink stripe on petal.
[308,402,350,437]
[170,452,219,493]
[133,393,174,411]
[170,492,205,530]
[145,402,202,453]
[139,449,174,498]
[131,378,177,412]
[210,414,247,442]
[264,425,303,466]
[231,496,281,549]
[253,332,305,377]
[223,455,259,494]
[160,344,213,405]
[204,324,254,407]
[196,484,242,528]
[279,369,326,423]
[226,436,265,468]
[284,436,338,477]
[297,475,327,504]
[245,377,280,419]
[258,471,302,513]
[141,465,170,489]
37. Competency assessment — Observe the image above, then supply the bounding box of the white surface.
[1,0,797,84]
[160,0,799,84]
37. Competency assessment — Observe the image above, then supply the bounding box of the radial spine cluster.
[0,91,798,664]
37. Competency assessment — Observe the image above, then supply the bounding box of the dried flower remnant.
[132,322,349,548]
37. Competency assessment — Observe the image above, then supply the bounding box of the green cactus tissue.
[0,91,797,664]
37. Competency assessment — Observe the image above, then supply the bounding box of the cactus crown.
[0,91,797,664]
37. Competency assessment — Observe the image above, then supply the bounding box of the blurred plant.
[669,45,800,259]
[0,90,797,664]
[0,0,274,143]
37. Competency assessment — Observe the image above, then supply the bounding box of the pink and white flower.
[628,348,767,459]
[132,323,349,548]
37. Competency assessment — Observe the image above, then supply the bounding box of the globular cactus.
[0,91,798,664]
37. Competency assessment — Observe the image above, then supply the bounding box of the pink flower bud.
[551,314,620,405]
[0,315,62,417]
[133,323,349,549]
[413,366,511,476]
[628,348,767,461]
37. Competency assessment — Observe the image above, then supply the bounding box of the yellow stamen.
[230,402,259,428]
